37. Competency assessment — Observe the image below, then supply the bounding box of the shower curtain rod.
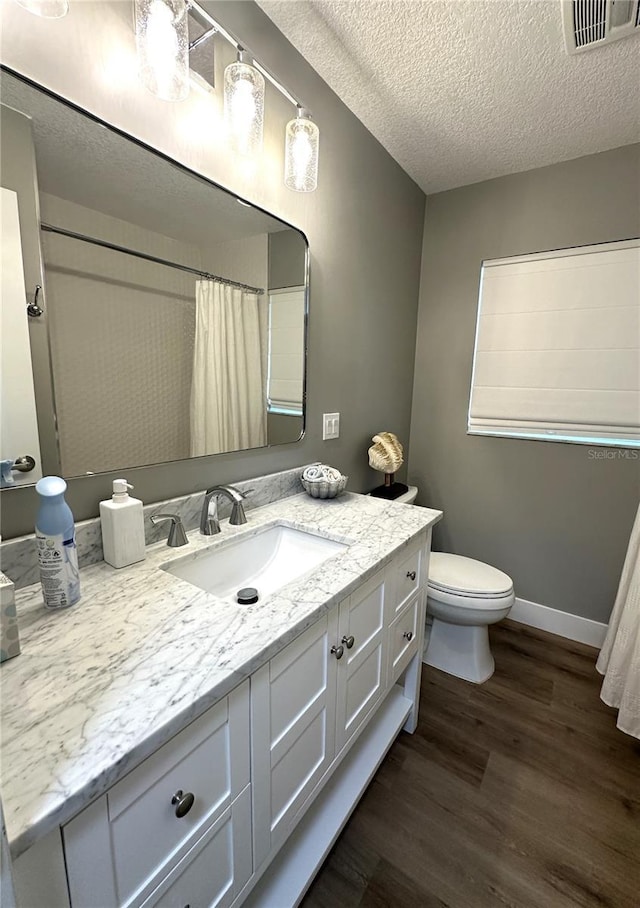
[40,223,265,295]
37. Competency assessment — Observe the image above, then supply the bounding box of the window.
[468,238,640,447]
[267,286,305,416]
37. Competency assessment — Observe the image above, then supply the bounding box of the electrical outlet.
[322,412,340,440]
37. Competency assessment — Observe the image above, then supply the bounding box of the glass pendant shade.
[15,0,69,17]
[224,53,265,156]
[135,0,189,102]
[284,109,319,192]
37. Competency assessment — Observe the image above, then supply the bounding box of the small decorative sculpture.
[368,432,409,499]
[368,432,403,477]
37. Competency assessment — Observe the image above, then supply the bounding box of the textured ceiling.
[257,0,640,194]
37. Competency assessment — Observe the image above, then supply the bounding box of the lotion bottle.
[35,476,81,609]
[100,479,145,568]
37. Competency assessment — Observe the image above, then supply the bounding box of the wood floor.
[301,620,640,908]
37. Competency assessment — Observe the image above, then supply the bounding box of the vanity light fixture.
[224,50,265,157]
[285,107,319,193]
[134,0,190,102]
[188,1,321,190]
[15,0,320,190]
[15,0,68,17]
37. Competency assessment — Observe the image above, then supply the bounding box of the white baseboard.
[509,597,607,649]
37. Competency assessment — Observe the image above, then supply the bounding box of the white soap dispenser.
[99,479,145,568]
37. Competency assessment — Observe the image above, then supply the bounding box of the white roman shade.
[267,286,305,415]
[468,239,640,446]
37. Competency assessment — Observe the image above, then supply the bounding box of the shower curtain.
[190,279,267,456]
[596,500,640,739]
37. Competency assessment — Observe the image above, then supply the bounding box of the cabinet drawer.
[64,682,250,908]
[393,540,423,615]
[141,786,252,908]
[388,594,421,683]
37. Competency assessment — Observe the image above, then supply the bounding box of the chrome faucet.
[200,485,248,535]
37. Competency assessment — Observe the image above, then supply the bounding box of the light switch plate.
[322,412,340,440]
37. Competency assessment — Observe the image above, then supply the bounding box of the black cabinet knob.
[171,789,195,818]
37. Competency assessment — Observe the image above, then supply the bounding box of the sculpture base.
[369,482,409,501]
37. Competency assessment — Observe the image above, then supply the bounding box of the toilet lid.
[428,553,513,597]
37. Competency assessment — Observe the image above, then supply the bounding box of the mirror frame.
[0,65,309,487]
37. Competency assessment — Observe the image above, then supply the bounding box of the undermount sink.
[162,524,349,603]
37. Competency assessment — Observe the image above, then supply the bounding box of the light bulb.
[135,0,189,102]
[284,109,319,192]
[15,0,68,17]
[224,53,265,157]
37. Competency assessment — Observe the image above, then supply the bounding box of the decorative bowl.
[301,474,348,499]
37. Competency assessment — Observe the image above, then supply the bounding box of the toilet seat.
[428,553,513,598]
[427,585,514,611]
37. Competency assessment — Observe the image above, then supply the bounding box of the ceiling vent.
[562,0,640,53]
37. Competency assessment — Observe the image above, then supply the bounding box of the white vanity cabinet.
[62,681,251,908]
[11,528,432,908]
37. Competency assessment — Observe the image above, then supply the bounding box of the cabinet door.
[392,537,425,618]
[140,786,252,908]
[388,591,422,684]
[251,613,338,868]
[335,568,389,753]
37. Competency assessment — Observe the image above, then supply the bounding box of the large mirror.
[0,68,307,488]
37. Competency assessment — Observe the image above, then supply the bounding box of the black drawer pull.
[403,631,414,641]
[171,789,195,818]
[406,570,416,581]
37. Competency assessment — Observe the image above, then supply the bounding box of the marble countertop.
[0,492,441,859]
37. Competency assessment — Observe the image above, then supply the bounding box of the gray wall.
[409,144,640,623]
[269,230,307,289]
[0,1,424,537]
[267,412,304,447]
[266,229,307,445]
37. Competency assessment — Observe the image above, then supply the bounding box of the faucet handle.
[150,513,189,547]
[229,499,247,526]
[228,487,254,525]
[200,494,221,536]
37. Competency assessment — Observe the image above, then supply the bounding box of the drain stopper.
[237,587,259,605]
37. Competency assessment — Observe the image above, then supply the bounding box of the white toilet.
[391,486,514,683]
[425,553,514,683]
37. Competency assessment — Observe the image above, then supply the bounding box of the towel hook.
[27,285,43,318]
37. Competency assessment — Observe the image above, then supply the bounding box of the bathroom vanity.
[1,491,441,907]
